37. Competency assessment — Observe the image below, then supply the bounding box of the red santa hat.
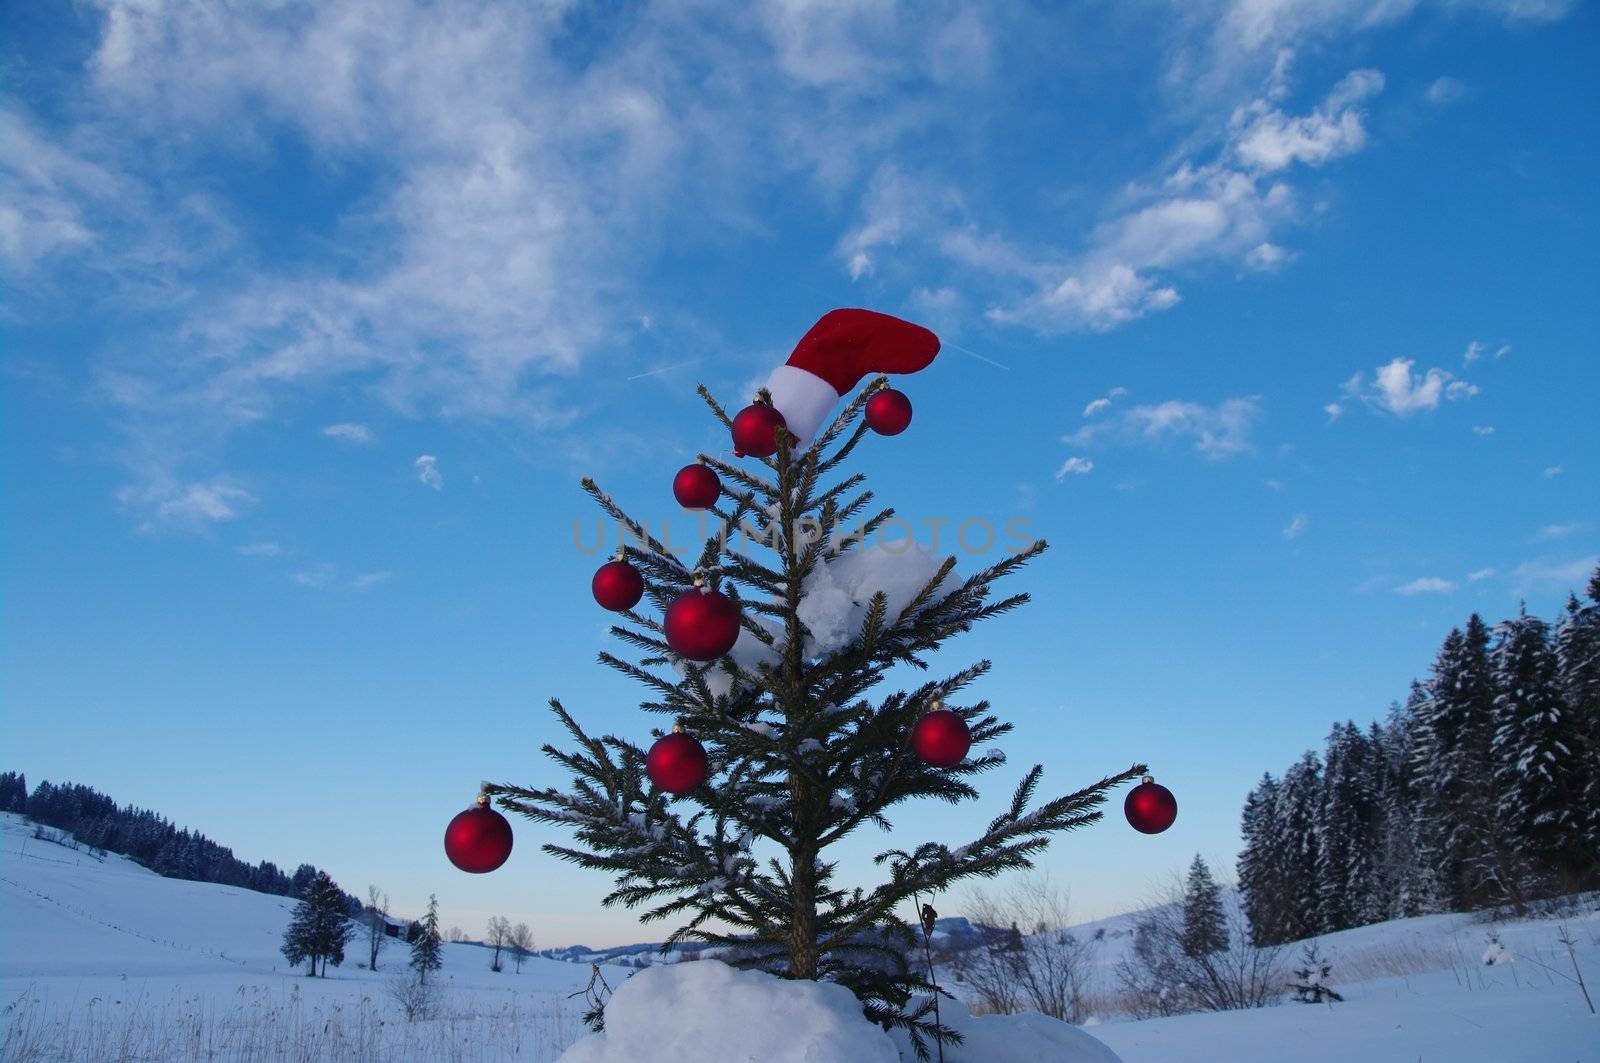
[764,308,940,445]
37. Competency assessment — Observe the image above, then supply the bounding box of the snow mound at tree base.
[557,960,1123,1063]
[893,997,1125,1063]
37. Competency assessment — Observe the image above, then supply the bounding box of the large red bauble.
[444,801,514,873]
[673,464,720,509]
[664,585,742,661]
[647,732,709,793]
[731,402,788,458]
[1124,779,1178,834]
[911,709,971,768]
[865,388,913,436]
[592,558,644,612]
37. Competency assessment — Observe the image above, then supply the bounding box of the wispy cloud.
[322,423,372,444]
[350,570,392,591]
[1395,576,1455,595]
[1066,396,1261,460]
[1534,522,1583,542]
[1425,76,1467,106]
[1282,513,1309,540]
[414,454,443,490]
[1054,456,1094,480]
[840,67,1387,334]
[1468,567,1496,582]
[1471,425,1495,436]
[1082,387,1127,418]
[1543,465,1563,478]
[1511,555,1598,594]
[116,477,254,531]
[237,541,284,557]
[291,563,337,589]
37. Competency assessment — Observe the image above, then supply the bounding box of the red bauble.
[647,731,709,793]
[911,708,971,768]
[592,557,644,612]
[1124,778,1178,835]
[865,388,913,436]
[664,584,742,661]
[444,798,514,873]
[731,402,788,458]
[673,463,721,509]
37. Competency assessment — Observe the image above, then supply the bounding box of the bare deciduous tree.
[508,922,534,974]
[486,915,511,972]
[958,874,1096,1023]
[365,885,389,971]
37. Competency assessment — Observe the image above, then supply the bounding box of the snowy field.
[0,814,618,1061]
[2,810,1595,1061]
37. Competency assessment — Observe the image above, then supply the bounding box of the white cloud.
[1067,396,1261,460]
[116,477,255,530]
[1082,388,1126,418]
[1323,401,1344,421]
[351,570,392,590]
[1265,478,1285,491]
[1341,356,1476,416]
[291,563,337,588]
[414,454,443,490]
[1472,425,1495,436]
[1245,241,1293,269]
[1534,522,1582,541]
[1511,555,1598,594]
[322,422,372,443]
[838,65,1386,335]
[1543,465,1563,478]
[1054,456,1094,480]
[1233,69,1383,171]
[1282,513,1309,540]
[1468,567,1496,582]
[237,541,284,557]
[1425,76,1467,105]
[1462,339,1485,364]
[1395,576,1455,595]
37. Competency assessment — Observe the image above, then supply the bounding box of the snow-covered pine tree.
[1275,751,1323,941]
[1410,616,1506,909]
[1491,606,1587,893]
[486,379,1146,1049]
[1553,566,1600,883]
[410,894,444,983]
[1238,772,1290,945]
[280,870,354,977]
[1315,722,1378,932]
[1181,854,1228,958]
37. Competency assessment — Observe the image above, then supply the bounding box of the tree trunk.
[789,843,819,979]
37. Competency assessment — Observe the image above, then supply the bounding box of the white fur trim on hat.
[764,364,840,446]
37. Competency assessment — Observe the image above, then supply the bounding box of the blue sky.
[3,1,1596,947]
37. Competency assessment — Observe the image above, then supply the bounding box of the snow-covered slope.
[0,812,623,1060]
[4,810,1595,1061]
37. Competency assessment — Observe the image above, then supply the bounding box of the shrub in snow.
[1482,933,1510,967]
[1289,941,1343,1004]
[558,960,1124,1063]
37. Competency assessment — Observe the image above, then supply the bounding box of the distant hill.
[0,770,358,911]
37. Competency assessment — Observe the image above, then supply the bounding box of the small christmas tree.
[280,870,353,977]
[485,310,1147,1052]
[409,893,444,983]
[1289,940,1343,1004]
